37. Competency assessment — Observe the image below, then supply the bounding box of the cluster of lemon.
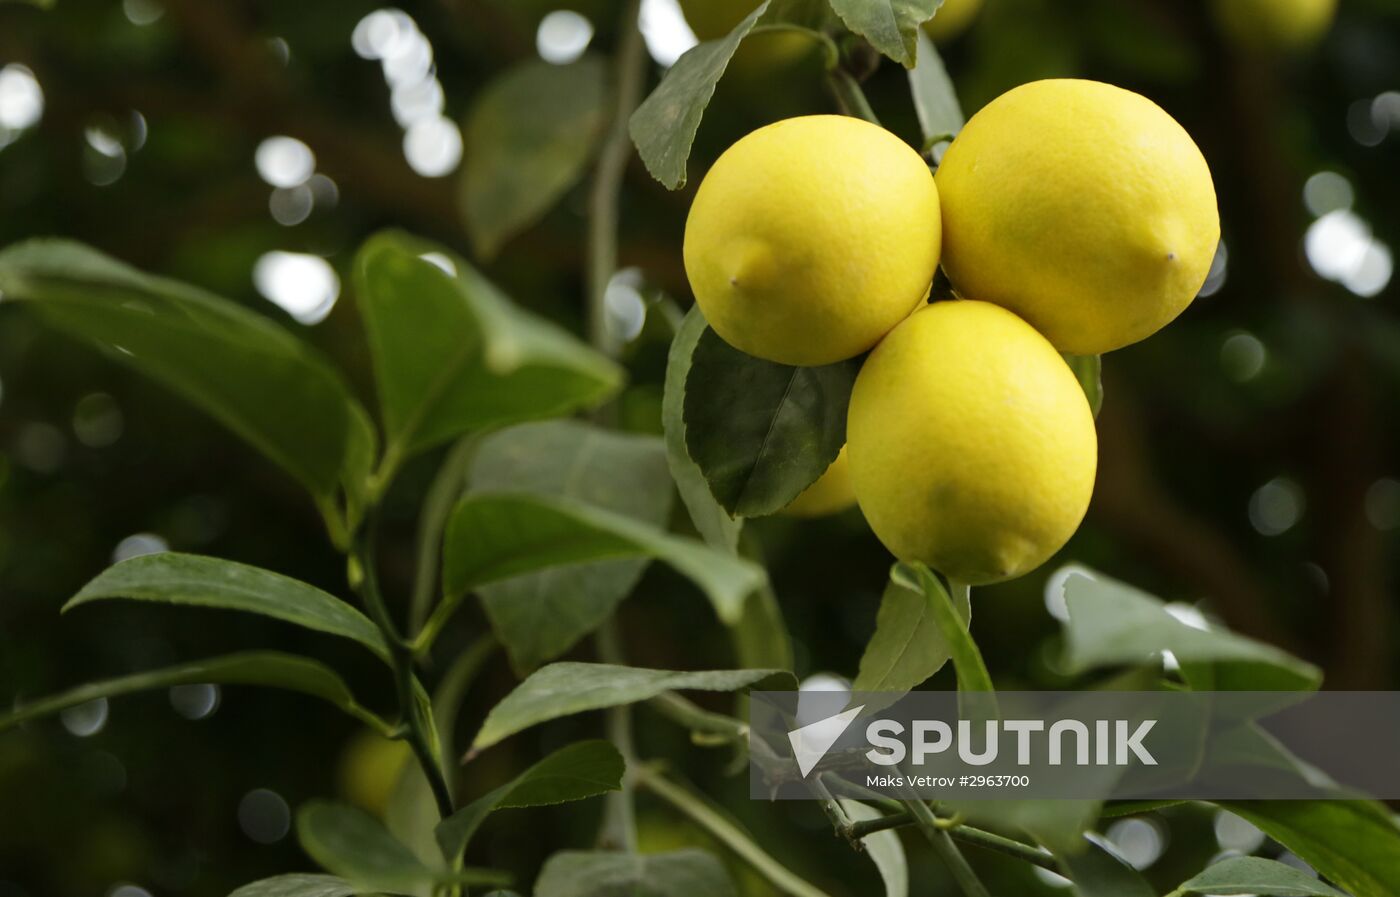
[684,80,1219,584]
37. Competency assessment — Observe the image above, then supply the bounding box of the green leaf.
[683,325,858,517]
[1212,801,1400,897]
[470,421,673,672]
[65,553,390,663]
[1059,569,1321,690]
[1051,836,1154,897]
[908,28,964,146]
[828,0,940,67]
[436,740,623,862]
[840,800,908,897]
[0,239,373,509]
[352,232,622,468]
[228,875,360,897]
[297,800,509,894]
[472,662,791,751]
[852,563,971,697]
[664,308,743,550]
[629,3,770,189]
[0,651,390,735]
[1174,856,1349,897]
[1064,354,1104,418]
[460,58,608,259]
[535,849,737,897]
[442,492,765,626]
[904,564,993,701]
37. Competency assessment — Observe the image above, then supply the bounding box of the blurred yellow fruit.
[677,0,815,71]
[935,79,1219,355]
[783,446,857,517]
[847,301,1097,584]
[685,115,941,366]
[338,731,412,817]
[923,0,984,42]
[1211,0,1337,50]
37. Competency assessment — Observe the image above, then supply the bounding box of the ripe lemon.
[935,79,1219,355]
[783,446,857,517]
[685,115,941,366]
[924,0,983,43]
[847,300,1097,584]
[1211,0,1336,50]
[338,731,411,817]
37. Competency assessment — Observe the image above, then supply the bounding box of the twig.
[351,518,455,819]
[636,767,835,897]
[904,799,992,897]
[586,0,648,853]
[843,810,1058,870]
[596,619,639,852]
[587,0,648,355]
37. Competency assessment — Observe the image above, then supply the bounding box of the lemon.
[847,300,1097,584]
[685,115,941,366]
[1211,0,1336,50]
[338,731,412,817]
[935,79,1219,355]
[677,0,815,71]
[924,0,984,42]
[783,446,857,517]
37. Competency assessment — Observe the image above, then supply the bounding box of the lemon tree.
[2,2,1396,897]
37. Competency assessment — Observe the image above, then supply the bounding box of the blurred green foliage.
[2,0,1400,895]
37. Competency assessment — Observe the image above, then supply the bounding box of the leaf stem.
[587,0,647,355]
[409,435,480,638]
[586,0,647,854]
[827,68,881,125]
[843,810,1057,870]
[636,766,835,897]
[647,691,749,744]
[914,565,996,711]
[351,518,455,819]
[904,799,992,897]
[596,619,639,852]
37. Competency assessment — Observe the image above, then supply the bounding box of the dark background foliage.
[1,0,1399,894]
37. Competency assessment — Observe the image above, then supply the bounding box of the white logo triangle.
[787,705,865,778]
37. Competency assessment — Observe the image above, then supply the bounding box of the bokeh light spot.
[61,698,109,737]
[640,0,699,67]
[113,533,169,563]
[255,136,315,188]
[238,788,291,844]
[1220,330,1267,382]
[537,10,595,64]
[253,251,340,325]
[1248,477,1304,536]
[170,683,221,720]
[1213,810,1266,853]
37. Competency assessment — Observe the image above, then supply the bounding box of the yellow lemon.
[1211,0,1336,50]
[923,0,984,42]
[847,300,1097,584]
[935,79,1219,355]
[783,446,857,517]
[685,116,941,366]
[337,731,412,817]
